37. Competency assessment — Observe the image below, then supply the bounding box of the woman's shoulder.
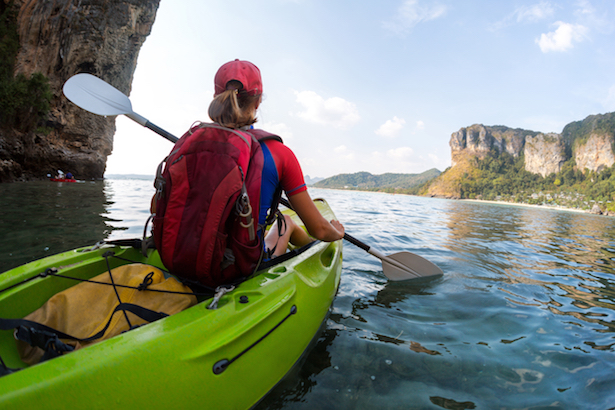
[248,128,283,143]
[262,138,296,158]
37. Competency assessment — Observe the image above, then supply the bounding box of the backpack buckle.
[237,192,255,241]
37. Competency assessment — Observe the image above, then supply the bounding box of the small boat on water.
[0,198,343,409]
[49,178,77,183]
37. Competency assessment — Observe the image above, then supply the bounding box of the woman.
[209,59,345,257]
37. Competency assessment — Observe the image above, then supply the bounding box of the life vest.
[152,123,282,287]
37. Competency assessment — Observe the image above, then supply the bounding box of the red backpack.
[152,123,282,288]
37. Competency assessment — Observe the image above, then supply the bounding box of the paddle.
[343,233,443,281]
[63,73,178,143]
[63,74,443,281]
[279,198,442,281]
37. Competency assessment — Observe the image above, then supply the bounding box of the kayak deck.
[0,199,342,409]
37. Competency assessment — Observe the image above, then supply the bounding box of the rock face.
[0,0,160,182]
[563,112,615,173]
[573,133,615,173]
[524,133,567,177]
[449,112,615,177]
[450,124,531,167]
[428,112,615,199]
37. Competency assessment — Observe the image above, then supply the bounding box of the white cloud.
[574,0,615,35]
[491,1,554,31]
[516,1,555,23]
[383,0,447,35]
[576,0,594,16]
[536,21,588,52]
[375,116,406,137]
[337,145,355,161]
[259,121,293,140]
[387,146,414,160]
[294,90,360,129]
[428,153,450,170]
[363,148,420,174]
[416,120,425,130]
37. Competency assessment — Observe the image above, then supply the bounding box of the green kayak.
[0,198,342,409]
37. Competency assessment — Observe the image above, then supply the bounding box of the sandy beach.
[311,187,611,216]
[459,198,597,215]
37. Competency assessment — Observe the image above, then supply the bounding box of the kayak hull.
[49,178,77,182]
[0,199,342,409]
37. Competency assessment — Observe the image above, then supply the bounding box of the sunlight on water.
[103,177,155,239]
[1,181,614,409]
[259,191,615,410]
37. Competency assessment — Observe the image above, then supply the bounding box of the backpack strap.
[245,128,283,144]
[247,128,284,232]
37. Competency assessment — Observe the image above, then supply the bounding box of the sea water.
[1,177,614,409]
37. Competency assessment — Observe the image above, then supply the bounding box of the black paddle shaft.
[279,197,369,252]
[145,121,178,143]
[343,233,370,252]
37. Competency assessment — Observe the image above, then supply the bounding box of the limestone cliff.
[450,124,531,167]
[563,112,615,173]
[574,133,615,173]
[450,113,615,177]
[0,0,160,182]
[524,133,566,177]
[427,112,615,198]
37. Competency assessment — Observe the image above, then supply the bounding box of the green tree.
[0,1,52,132]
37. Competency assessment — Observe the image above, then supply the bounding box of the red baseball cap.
[214,59,262,96]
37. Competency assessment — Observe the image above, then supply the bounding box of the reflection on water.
[258,192,615,410]
[0,178,153,272]
[443,201,615,354]
[1,183,614,408]
[0,181,112,271]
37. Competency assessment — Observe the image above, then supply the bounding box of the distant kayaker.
[66,172,73,179]
[209,59,345,258]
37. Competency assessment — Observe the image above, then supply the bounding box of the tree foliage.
[455,150,615,211]
[314,169,441,193]
[0,2,52,133]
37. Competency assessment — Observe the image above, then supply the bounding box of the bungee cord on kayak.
[0,59,440,409]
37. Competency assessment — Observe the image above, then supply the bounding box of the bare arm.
[288,191,344,242]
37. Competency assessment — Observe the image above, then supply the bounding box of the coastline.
[458,198,602,215]
[309,186,611,216]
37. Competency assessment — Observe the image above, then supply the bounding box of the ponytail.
[208,88,261,129]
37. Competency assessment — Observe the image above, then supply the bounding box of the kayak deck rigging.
[0,198,343,409]
[0,238,322,374]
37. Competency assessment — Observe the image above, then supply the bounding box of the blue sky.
[105,0,615,179]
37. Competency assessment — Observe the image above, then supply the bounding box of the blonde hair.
[208,83,261,129]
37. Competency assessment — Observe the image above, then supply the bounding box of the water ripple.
[3,183,615,408]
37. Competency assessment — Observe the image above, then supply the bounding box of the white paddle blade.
[63,73,133,116]
[381,258,423,281]
[371,248,443,281]
[382,252,444,280]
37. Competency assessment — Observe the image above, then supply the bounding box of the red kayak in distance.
[49,178,77,182]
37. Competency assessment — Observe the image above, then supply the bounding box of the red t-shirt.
[259,140,307,224]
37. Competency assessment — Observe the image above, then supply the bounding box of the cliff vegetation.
[315,111,615,215]
[0,2,52,133]
[423,112,615,214]
[314,168,441,194]
[0,0,160,182]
